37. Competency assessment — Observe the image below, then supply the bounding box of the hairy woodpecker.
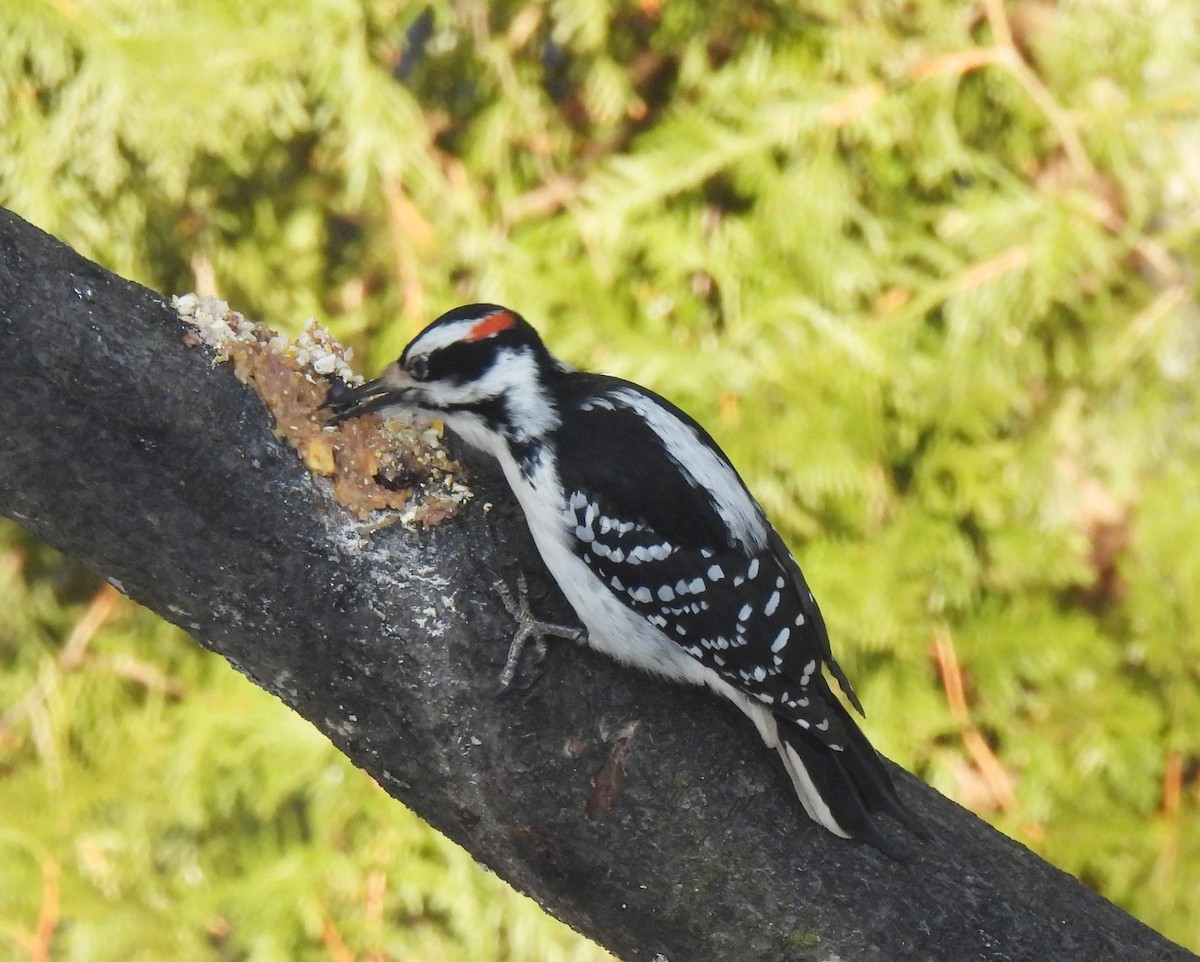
[325,304,920,851]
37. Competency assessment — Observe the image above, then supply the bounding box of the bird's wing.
[562,490,854,746]
[552,378,853,745]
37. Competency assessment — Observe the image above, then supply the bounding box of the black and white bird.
[325,304,920,852]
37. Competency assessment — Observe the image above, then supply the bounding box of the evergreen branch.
[0,583,122,745]
[1099,283,1192,380]
[871,25,1099,191]
[982,0,1096,180]
[881,245,1033,330]
[1,206,1194,962]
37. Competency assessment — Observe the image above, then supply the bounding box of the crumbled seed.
[174,292,471,526]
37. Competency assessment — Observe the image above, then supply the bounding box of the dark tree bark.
[0,207,1192,962]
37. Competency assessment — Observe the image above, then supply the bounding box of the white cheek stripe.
[605,387,767,551]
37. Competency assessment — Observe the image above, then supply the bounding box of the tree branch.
[0,207,1191,962]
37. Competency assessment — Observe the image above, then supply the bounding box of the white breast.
[494,447,713,686]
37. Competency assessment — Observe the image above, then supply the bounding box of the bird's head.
[323,303,562,454]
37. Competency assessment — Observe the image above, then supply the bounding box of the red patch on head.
[465,310,516,342]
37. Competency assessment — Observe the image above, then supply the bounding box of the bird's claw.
[492,574,584,691]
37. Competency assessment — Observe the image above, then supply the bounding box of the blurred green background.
[1,0,1198,958]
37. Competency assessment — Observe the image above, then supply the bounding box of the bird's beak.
[321,364,414,425]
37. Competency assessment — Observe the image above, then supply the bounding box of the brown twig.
[382,177,432,325]
[1162,750,1183,817]
[0,583,121,744]
[503,176,582,224]
[99,654,185,697]
[29,858,60,962]
[60,582,120,669]
[911,46,999,80]
[820,84,885,128]
[189,250,220,299]
[320,914,356,962]
[956,246,1030,292]
[932,627,1019,814]
[363,870,388,962]
[981,0,1095,180]
[1153,750,1183,897]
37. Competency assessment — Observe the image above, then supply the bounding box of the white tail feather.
[780,741,850,838]
[708,678,851,838]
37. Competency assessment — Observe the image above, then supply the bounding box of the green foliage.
[1,0,1198,956]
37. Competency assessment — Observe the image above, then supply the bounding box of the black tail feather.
[778,707,926,857]
[828,706,929,840]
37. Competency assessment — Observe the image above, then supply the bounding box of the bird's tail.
[774,705,926,858]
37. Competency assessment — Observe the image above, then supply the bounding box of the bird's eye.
[407,354,430,380]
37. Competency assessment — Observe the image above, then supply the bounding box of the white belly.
[497,449,711,686]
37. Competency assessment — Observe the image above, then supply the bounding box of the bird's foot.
[492,574,585,690]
